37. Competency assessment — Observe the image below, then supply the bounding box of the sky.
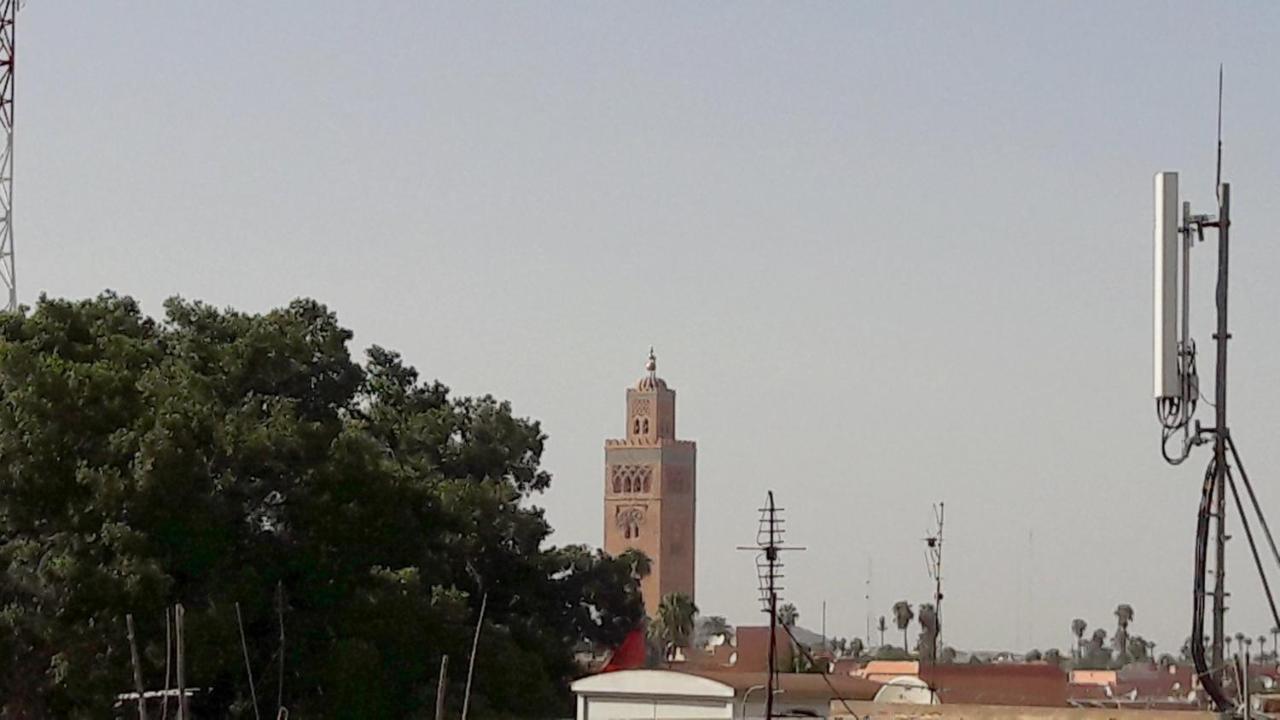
[16,1,1280,655]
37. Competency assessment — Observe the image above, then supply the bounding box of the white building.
[571,669,880,720]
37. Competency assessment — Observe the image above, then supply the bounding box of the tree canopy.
[0,294,645,718]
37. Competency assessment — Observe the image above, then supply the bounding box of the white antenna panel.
[1154,171,1179,399]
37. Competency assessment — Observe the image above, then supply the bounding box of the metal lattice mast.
[737,492,803,720]
[0,0,15,313]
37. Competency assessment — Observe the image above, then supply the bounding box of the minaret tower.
[604,349,697,616]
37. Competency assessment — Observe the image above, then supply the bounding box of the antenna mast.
[1151,69,1280,712]
[738,492,803,720]
[925,503,944,664]
[0,0,16,313]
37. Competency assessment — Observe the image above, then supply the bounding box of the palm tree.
[849,637,865,660]
[1235,632,1247,659]
[892,601,914,653]
[877,616,887,647]
[1259,635,1268,661]
[777,603,799,628]
[619,548,652,581]
[1114,604,1134,660]
[1071,619,1087,660]
[648,593,698,663]
[1272,627,1279,659]
[700,615,733,646]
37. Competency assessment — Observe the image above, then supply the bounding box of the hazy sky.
[19,2,1280,654]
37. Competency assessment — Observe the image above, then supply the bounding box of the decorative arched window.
[633,417,641,435]
[616,506,644,539]
[642,418,649,435]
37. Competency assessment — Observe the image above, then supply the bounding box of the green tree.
[649,593,698,663]
[1080,628,1111,669]
[892,601,914,653]
[1126,636,1151,663]
[1071,618,1087,660]
[777,603,799,628]
[1114,604,1134,661]
[848,637,865,659]
[916,603,939,663]
[698,615,733,647]
[0,294,645,718]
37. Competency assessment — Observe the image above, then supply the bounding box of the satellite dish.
[873,676,937,705]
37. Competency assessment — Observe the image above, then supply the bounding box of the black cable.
[1191,456,1230,710]
[778,621,860,718]
[1226,466,1280,634]
[1228,436,1280,575]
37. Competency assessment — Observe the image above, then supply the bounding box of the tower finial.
[646,347,657,374]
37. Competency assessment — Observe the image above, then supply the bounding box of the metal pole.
[435,655,449,720]
[765,493,777,720]
[235,603,261,720]
[935,503,945,662]
[1212,182,1231,683]
[461,592,487,720]
[175,604,187,720]
[821,601,826,653]
[275,582,285,716]
[127,614,150,720]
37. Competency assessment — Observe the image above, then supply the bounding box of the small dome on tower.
[636,347,668,391]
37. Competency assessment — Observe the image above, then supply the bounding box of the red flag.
[600,628,646,672]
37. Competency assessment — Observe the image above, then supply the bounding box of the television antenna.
[923,502,944,666]
[737,491,803,720]
[0,0,19,313]
[1153,68,1280,713]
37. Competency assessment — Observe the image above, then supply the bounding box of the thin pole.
[275,582,285,715]
[435,655,449,720]
[935,503,945,660]
[865,558,872,648]
[821,600,826,652]
[162,608,172,720]
[460,592,487,720]
[766,492,777,720]
[126,614,150,720]
[1212,183,1231,683]
[235,603,262,720]
[176,604,187,720]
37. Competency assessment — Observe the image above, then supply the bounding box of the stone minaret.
[604,349,697,617]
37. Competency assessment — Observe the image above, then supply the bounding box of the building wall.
[831,701,1215,720]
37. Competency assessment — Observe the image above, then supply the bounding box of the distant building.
[857,660,919,684]
[603,350,696,616]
